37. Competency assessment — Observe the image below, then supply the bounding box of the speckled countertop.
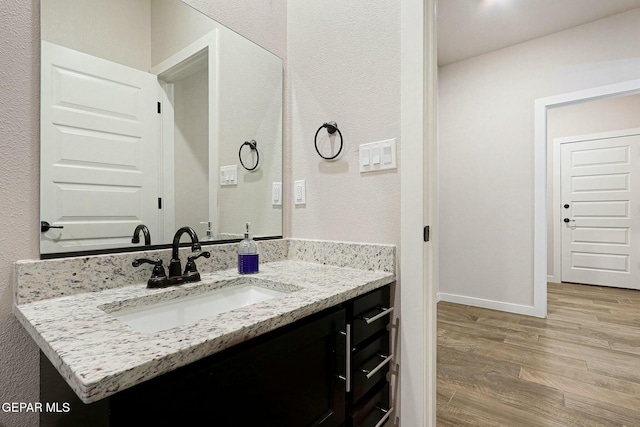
[14,240,395,404]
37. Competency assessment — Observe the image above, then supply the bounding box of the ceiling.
[437,0,640,66]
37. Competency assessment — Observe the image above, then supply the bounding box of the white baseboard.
[437,292,537,317]
[436,293,441,303]
[547,274,561,284]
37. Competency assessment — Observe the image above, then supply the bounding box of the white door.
[560,128,640,289]
[41,41,160,253]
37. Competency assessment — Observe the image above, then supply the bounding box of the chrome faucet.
[132,226,210,288]
[131,224,151,246]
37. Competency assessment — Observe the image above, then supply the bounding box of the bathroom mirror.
[40,0,283,255]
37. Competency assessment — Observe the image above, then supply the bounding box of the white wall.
[439,9,640,311]
[150,0,216,67]
[174,67,210,233]
[0,1,285,426]
[41,0,287,73]
[547,94,640,281]
[184,0,286,59]
[287,0,401,245]
[217,29,283,238]
[41,0,151,71]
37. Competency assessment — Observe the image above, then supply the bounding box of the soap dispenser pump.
[200,221,215,241]
[237,222,259,274]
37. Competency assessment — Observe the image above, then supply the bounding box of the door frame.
[151,31,219,242]
[533,78,640,317]
[400,0,437,425]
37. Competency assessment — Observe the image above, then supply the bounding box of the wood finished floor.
[437,282,640,427]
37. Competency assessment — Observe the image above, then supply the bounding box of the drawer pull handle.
[345,324,351,392]
[374,406,394,427]
[339,325,352,391]
[360,353,393,379]
[361,306,394,324]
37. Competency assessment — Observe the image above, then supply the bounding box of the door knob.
[563,218,575,223]
[564,204,570,209]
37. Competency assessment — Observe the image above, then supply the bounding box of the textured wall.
[0,1,41,426]
[439,9,640,308]
[287,0,401,246]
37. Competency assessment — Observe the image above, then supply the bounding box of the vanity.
[14,239,396,426]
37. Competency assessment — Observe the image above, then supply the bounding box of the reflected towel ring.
[314,121,343,160]
[239,140,260,171]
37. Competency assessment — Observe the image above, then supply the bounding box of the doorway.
[534,79,640,315]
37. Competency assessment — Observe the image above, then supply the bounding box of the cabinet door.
[111,307,346,427]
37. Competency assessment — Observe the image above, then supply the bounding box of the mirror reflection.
[40,0,283,255]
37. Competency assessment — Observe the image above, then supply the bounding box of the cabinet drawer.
[352,286,392,346]
[348,382,391,427]
[352,331,391,402]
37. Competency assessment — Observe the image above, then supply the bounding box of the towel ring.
[314,122,343,160]
[239,140,260,171]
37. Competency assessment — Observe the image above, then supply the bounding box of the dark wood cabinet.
[347,285,393,427]
[112,306,347,427]
[41,285,393,427]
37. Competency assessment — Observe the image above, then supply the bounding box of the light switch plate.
[361,147,371,167]
[359,139,397,173]
[294,180,306,205]
[272,182,282,206]
[220,165,237,186]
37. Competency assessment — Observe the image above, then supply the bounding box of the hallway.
[437,282,640,426]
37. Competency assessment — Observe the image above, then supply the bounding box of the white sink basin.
[109,281,292,334]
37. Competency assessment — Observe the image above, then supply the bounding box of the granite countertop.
[14,260,394,404]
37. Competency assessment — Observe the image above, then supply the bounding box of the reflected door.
[40,42,160,253]
[560,129,640,289]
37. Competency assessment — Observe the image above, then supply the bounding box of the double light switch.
[220,165,237,185]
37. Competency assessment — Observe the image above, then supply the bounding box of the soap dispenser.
[200,221,215,241]
[237,222,259,274]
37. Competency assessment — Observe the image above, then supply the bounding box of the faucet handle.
[185,251,210,274]
[132,258,168,288]
[132,258,162,268]
[187,252,210,262]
